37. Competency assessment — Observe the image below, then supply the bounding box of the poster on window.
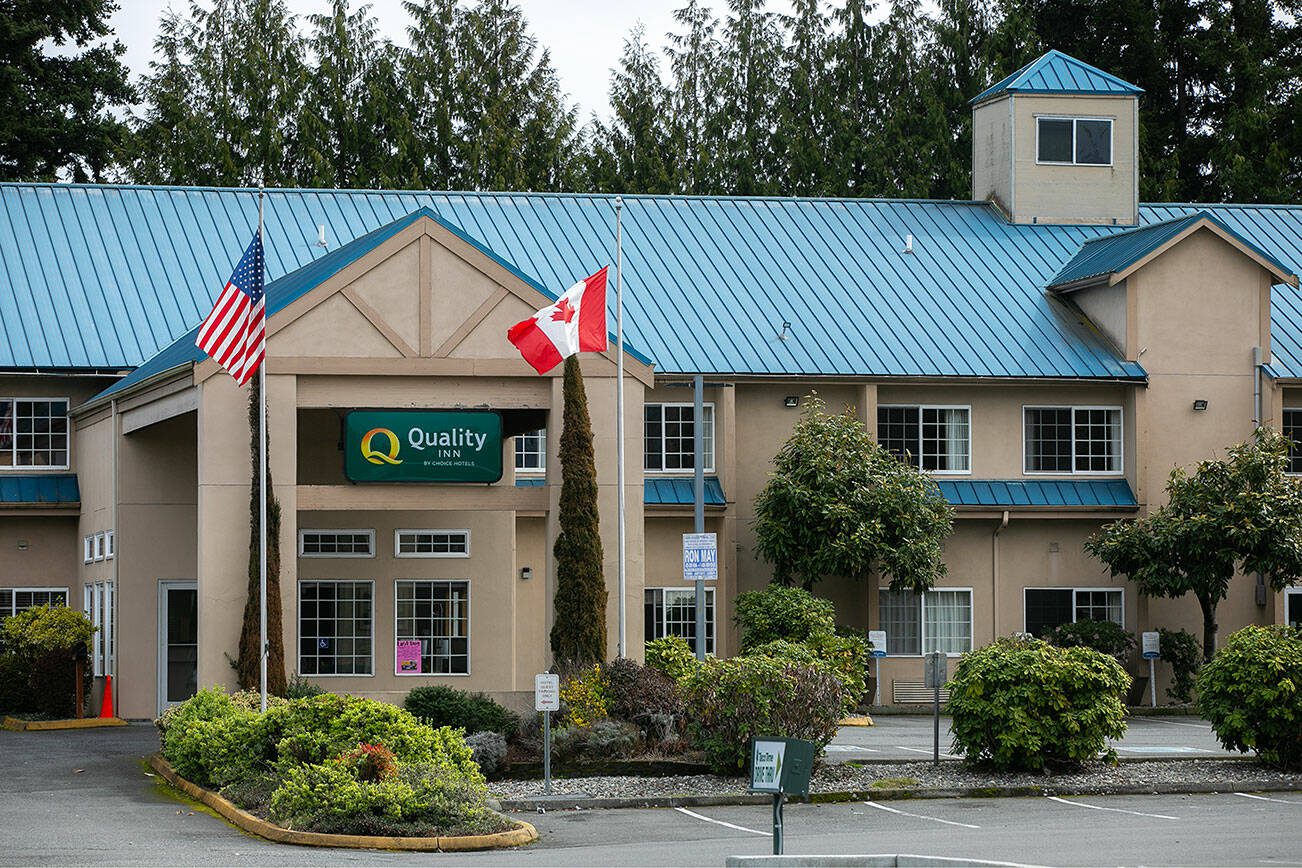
[396,640,422,673]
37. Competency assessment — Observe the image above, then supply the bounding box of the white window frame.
[296,579,375,677]
[876,404,972,475]
[394,529,471,559]
[644,402,716,474]
[393,579,471,677]
[514,429,546,475]
[1022,405,1124,476]
[105,530,114,560]
[93,532,106,562]
[84,581,114,677]
[0,397,71,470]
[298,529,376,559]
[1022,586,1124,635]
[0,587,69,618]
[1035,116,1114,167]
[1283,408,1302,475]
[83,535,94,564]
[878,587,974,657]
[644,586,716,656]
[1285,588,1302,628]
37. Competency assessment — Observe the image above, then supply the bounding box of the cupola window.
[1037,117,1112,166]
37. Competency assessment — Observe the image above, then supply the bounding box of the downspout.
[111,399,120,694]
[1253,347,1267,608]
[992,510,1010,639]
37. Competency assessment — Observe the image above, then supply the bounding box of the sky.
[107,0,795,120]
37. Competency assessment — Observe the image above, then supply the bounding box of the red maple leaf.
[550,296,577,324]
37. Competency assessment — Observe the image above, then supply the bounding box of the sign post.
[868,630,887,706]
[534,673,560,795]
[683,532,718,662]
[925,651,947,765]
[1142,631,1160,708]
[749,736,815,856]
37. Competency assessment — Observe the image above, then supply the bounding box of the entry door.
[158,581,198,714]
[1288,589,1302,629]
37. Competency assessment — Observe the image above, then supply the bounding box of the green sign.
[344,411,503,483]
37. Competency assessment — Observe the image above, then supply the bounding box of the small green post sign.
[344,411,503,483]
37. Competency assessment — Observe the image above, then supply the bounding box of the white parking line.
[863,799,980,828]
[1235,792,1302,805]
[1141,717,1213,730]
[674,807,771,836]
[826,744,880,752]
[893,745,962,760]
[1046,796,1178,820]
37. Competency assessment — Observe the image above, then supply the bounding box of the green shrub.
[1157,628,1203,704]
[285,673,326,700]
[403,686,519,737]
[1198,625,1302,768]
[681,656,844,774]
[159,688,266,788]
[747,635,867,715]
[644,635,698,683]
[733,585,836,651]
[1045,619,1136,661]
[551,719,642,762]
[1,605,95,718]
[559,664,608,728]
[604,657,683,731]
[0,653,35,714]
[464,731,509,777]
[947,637,1130,771]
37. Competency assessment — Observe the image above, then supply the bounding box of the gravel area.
[489,759,1302,801]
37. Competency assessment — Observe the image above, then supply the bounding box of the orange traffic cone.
[99,674,115,719]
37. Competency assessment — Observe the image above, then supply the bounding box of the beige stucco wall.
[971,98,1013,212]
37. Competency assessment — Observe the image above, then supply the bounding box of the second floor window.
[1037,116,1112,166]
[878,406,970,472]
[1284,409,1302,474]
[0,399,70,468]
[515,429,546,473]
[1024,406,1122,474]
[645,403,714,472]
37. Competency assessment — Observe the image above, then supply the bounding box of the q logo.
[360,427,403,466]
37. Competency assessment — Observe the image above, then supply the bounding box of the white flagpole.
[258,187,268,714]
[615,197,626,659]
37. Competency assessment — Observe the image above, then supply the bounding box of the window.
[1024,588,1123,637]
[395,580,469,675]
[645,404,715,472]
[877,588,972,655]
[878,406,970,472]
[105,530,114,560]
[298,581,373,675]
[298,529,375,558]
[0,587,68,618]
[0,399,70,468]
[84,582,114,677]
[83,536,94,564]
[1024,406,1122,474]
[93,532,106,562]
[515,429,546,473]
[395,529,470,558]
[1036,117,1112,166]
[1284,409,1302,474]
[644,587,715,655]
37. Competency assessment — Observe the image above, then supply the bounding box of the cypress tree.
[550,356,607,668]
[236,375,286,695]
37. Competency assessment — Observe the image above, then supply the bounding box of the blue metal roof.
[971,50,1144,105]
[644,476,726,506]
[937,478,1137,509]
[0,474,80,506]
[1048,210,1297,290]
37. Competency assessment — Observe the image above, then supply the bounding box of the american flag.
[195,232,265,386]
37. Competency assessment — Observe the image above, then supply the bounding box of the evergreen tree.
[0,0,133,181]
[550,356,607,668]
[403,0,462,189]
[236,375,286,696]
[586,24,675,194]
[716,0,785,194]
[777,0,832,196]
[665,0,724,194]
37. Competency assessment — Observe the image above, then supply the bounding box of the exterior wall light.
[1192,399,1209,411]
[520,566,533,581]
[784,396,799,408]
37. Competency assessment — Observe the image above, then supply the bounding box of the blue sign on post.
[682,533,718,581]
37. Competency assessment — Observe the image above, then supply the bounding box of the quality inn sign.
[344,410,503,483]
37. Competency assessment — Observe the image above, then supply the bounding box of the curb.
[3,716,128,731]
[148,754,537,851]
[499,779,1301,813]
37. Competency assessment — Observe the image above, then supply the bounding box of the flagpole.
[615,197,626,660]
[258,187,268,714]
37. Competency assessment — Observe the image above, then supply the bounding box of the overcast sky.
[108,1,797,120]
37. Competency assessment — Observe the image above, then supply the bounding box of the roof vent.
[902,234,914,254]
[778,321,792,341]
[315,224,329,250]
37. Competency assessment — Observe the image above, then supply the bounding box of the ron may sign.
[682,532,718,582]
[345,411,503,484]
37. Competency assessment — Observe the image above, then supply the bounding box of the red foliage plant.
[336,742,397,782]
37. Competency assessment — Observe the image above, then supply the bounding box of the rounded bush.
[403,685,519,737]
[604,657,683,729]
[1198,625,1302,768]
[1045,619,1136,661]
[733,585,836,651]
[747,636,867,715]
[644,635,698,683]
[551,718,642,762]
[947,637,1130,771]
[464,730,509,777]
[1,604,95,718]
[681,656,844,774]
[159,688,265,787]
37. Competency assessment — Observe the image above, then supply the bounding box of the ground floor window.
[644,587,715,655]
[1286,589,1302,629]
[84,581,114,676]
[0,587,68,618]
[395,580,469,675]
[1023,587,1123,637]
[878,588,972,655]
[298,581,373,675]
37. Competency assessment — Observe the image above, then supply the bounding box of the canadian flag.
[507,267,609,374]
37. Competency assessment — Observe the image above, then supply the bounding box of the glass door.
[157,581,198,714]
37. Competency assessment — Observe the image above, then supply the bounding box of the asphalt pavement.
[2,722,1293,867]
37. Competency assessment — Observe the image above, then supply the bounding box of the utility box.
[748,736,816,797]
